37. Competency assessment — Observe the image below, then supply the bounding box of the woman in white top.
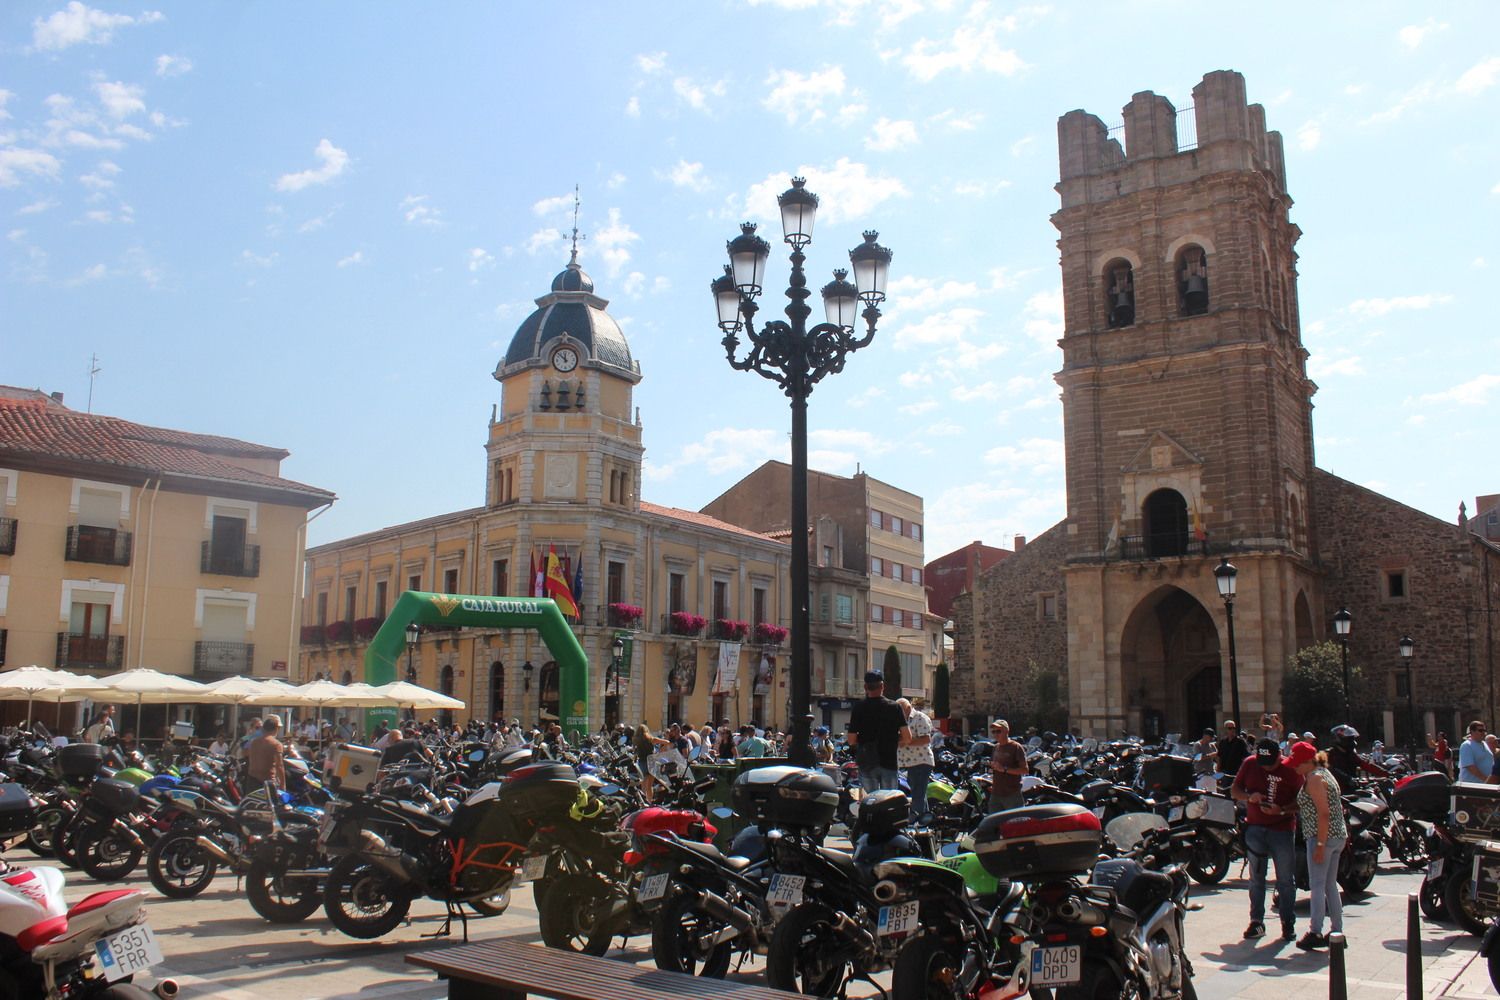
[896,698,936,820]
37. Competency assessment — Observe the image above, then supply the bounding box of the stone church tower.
[1055,70,1322,736]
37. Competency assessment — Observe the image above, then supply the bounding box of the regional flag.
[528,549,538,597]
[533,549,545,598]
[545,545,579,618]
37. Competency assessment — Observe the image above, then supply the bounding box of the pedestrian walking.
[1287,741,1347,950]
[1232,737,1304,941]
[1428,731,1451,777]
[846,671,908,793]
[987,719,1028,812]
[897,698,935,819]
[247,714,287,790]
[83,704,116,743]
[1457,721,1494,784]
[1217,720,1250,778]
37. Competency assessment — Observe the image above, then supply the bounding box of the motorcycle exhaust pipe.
[193,836,235,866]
[357,831,412,881]
[697,890,754,936]
[153,979,179,999]
[872,879,899,904]
[832,911,876,952]
[1056,897,1104,926]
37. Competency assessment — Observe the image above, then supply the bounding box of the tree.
[883,644,902,698]
[1027,661,1068,732]
[1281,640,1361,737]
[933,662,950,719]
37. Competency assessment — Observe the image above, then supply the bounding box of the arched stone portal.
[1119,586,1222,736]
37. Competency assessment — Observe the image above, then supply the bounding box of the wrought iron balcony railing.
[1116,535,1217,561]
[194,641,254,675]
[200,541,261,577]
[64,525,132,566]
[56,633,124,670]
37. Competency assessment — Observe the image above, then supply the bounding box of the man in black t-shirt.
[1216,721,1250,778]
[846,671,909,792]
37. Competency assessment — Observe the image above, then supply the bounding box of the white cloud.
[533,192,574,216]
[763,66,847,124]
[925,479,1066,558]
[1455,56,1500,96]
[336,250,365,268]
[78,160,119,189]
[607,172,627,189]
[1367,55,1500,124]
[468,248,495,272]
[401,194,442,227]
[1010,135,1034,157]
[1022,287,1063,349]
[655,427,786,479]
[746,0,819,7]
[524,228,563,256]
[984,437,1065,474]
[652,275,671,294]
[924,420,965,437]
[899,5,1029,82]
[1398,18,1447,48]
[952,178,1013,198]
[929,109,983,132]
[865,117,919,152]
[32,2,161,51]
[18,198,57,214]
[0,90,14,120]
[593,207,639,277]
[636,51,668,74]
[1346,293,1452,318]
[297,208,336,233]
[885,275,980,315]
[240,249,278,267]
[625,96,640,118]
[846,386,886,408]
[741,158,907,226]
[837,102,868,126]
[900,400,939,416]
[623,272,645,295]
[659,159,709,192]
[1296,120,1322,152]
[1415,373,1500,407]
[0,147,62,187]
[673,75,726,113]
[892,307,986,349]
[275,139,349,192]
[155,54,191,77]
[1307,352,1365,379]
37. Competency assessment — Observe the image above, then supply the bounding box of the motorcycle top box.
[0,783,36,836]
[1451,783,1500,841]
[1138,755,1195,795]
[87,777,140,816]
[858,789,911,834]
[731,765,839,833]
[57,742,106,780]
[1391,771,1450,822]
[496,760,582,824]
[974,803,1103,880]
[328,744,383,795]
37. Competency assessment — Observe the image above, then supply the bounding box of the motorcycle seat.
[1090,858,1174,916]
[670,837,753,870]
[817,845,862,881]
[68,889,139,919]
[16,916,67,952]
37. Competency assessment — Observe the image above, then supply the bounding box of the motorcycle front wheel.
[25,805,66,858]
[247,860,322,924]
[1445,869,1487,936]
[891,933,975,1000]
[147,830,219,898]
[80,824,142,882]
[1419,877,1448,921]
[1187,834,1229,885]
[766,902,853,997]
[537,872,617,956]
[323,854,412,939]
[1393,820,1429,870]
[650,890,735,978]
[1337,847,1378,894]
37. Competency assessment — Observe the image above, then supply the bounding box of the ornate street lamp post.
[1333,607,1352,720]
[1213,557,1241,727]
[404,621,419,684]
[608,635,625,730]
[713,177,892,767]
[1400,634,1415,756]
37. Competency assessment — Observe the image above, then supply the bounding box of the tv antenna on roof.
[87,353,102,414]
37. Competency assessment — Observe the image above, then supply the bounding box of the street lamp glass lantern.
[711,267,743,334]
[727,223,771,297]
[612,636,625,660]
[405,622,420,646]
[821,269,859,329]
[848,230,892,304]
[1400,635,1414,659]
[777,177,818,250]
[1333,607,1352,638]
[1213,557,1237,600]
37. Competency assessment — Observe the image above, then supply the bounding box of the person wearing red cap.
[1231,737,1304,941]
[1288,740,1346,950]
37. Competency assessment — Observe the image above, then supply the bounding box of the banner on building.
[713,641,741,694]
[669,644,698,697]
[754,654,774,696]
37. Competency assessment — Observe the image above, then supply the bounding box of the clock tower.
[488,252,643,511]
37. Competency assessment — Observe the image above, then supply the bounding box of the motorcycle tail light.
[1089,926,1108,938]
[622,850,643,867]
[1046,932,1068,943]
[1009,935,1025,945]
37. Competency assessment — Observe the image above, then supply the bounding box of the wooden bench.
[406,938,806,1000]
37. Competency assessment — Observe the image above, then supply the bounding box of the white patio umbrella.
[98,668,211,737]
[371,680,466,712]
[333,682,395,707]
[0,666,108,728]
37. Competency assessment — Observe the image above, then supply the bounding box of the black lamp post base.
[784,713,816,767]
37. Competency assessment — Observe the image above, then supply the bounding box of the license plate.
[768,874,806,907]
[1031,944,1081,986]
[1168,805,1185,822]
[877,900,920,937]
[638,872,669,902]
[95,923,163,982]
[516,854,548,883]
[1429,859,1445,880]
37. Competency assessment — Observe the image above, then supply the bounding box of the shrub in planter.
[753,622,789,645]
[668,611,706,636]
[714,619,750,641]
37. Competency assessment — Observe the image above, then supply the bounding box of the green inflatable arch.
[364,592,590,740]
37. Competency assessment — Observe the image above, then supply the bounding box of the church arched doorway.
[1120,586,1222,736]
[1143,489,1190,557]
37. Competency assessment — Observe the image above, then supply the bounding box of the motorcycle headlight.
[1185,798,1208,821]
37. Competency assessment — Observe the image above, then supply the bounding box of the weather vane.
[569,184,586,263]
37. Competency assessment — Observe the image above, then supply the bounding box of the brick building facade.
[952,70,1500,743]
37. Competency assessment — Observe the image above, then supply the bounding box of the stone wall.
[951,520,1069,730]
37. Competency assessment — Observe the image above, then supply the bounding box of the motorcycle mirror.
[600,783,621,796]
[939,842,962,858]
[710,806,735,819]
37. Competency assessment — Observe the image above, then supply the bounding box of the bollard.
[1407,892,1423,998]
[1327,932,1348,1000]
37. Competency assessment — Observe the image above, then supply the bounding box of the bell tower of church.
[1053,70,1323,736]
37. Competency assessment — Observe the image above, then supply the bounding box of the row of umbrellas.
[0,665,465,731]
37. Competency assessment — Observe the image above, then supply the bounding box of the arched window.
[1176,246,1208,316]
[1105,260,1135,329]
[490,661,505,722]
[1143,489,1190,557]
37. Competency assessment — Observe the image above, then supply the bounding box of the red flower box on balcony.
[299,625,325,646]
[714,619,750,641]
[608,603,644,627]
[754,622,789,645]
[353,616,382,640]
[325,620,352,643]
[668,612,707,637]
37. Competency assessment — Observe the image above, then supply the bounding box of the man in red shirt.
[1232,737,1304,941]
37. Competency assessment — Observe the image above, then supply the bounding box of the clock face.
[551,346,579,372]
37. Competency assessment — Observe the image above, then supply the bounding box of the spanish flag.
[545,545,579,618]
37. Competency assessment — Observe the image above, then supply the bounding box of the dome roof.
[497,256,637,379]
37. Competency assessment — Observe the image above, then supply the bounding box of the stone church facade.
[952,71,1500,743]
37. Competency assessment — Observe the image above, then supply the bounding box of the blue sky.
[4,2,1498,556]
